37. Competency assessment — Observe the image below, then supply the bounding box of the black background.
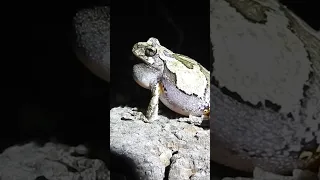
[110,0,211,114]
[1,0,111,168]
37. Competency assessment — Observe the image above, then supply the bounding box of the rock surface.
[222,167,318,180]
[0,142,109,180]
[110,107,210,180]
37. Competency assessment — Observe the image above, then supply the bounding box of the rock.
[222,167,318,180]
[110,107,210,180]
[0,142,109,180]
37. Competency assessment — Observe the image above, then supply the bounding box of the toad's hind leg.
[145,82,162,122]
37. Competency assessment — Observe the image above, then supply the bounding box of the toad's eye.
[145,47,157,57]
[203,108,210,116]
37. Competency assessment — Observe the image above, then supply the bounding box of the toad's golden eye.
[203,108,210,115]
[145,47,157,57]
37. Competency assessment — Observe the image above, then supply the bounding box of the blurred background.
[1,0,111,166]
[0,0,317,179]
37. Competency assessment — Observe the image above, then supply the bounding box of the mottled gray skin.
[133,63,209,119]
[210,0,320,175]
[132,38,210,122]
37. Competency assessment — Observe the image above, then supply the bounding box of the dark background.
[1,0,111,168]
[280,0,319,31]
[110,0,211,112]
[0,0,318,179]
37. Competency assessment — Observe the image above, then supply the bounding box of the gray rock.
[0,142,109,180]
[110,107,210,180]
[222,167,318,180]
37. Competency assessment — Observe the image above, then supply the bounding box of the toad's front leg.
[145,82,162,122]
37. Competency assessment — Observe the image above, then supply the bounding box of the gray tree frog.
[132,37,210,122]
